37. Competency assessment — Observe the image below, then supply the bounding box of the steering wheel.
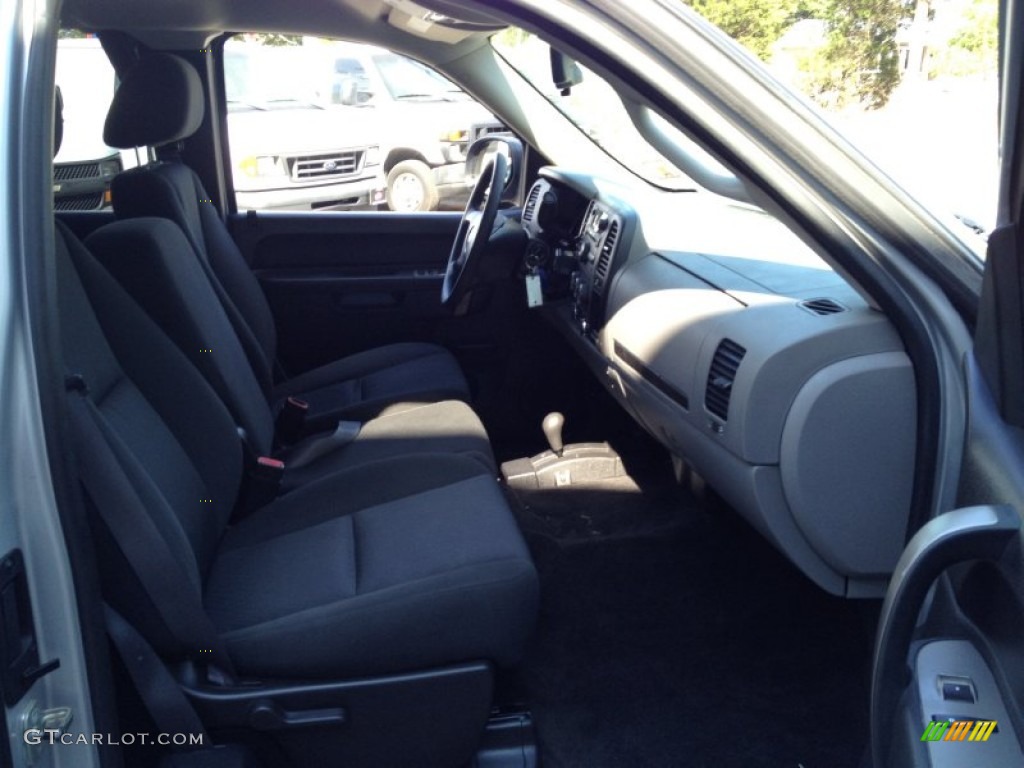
[441,152,507,308]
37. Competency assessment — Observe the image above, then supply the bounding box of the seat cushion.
[205,454,538,678]
[274,343,471,428]
[280,400,496,493]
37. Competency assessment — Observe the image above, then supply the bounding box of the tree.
[949,0,997,56]
[686,0,798,59]
[802,0,903,109]
[686,0,903,110]
[932,0,999,77]
[238,32,301,46]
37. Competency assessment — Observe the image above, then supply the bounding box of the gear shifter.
[500,410,624,489]
[542,412,565,457]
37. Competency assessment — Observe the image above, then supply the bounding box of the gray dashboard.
[523,167,917,597]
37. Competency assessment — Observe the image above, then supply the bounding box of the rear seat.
[56,218,538,679]
[83,217,496,488]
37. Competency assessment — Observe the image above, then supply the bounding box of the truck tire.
[386,159,439,212]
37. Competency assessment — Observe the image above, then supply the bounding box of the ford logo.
[322,160,338,171]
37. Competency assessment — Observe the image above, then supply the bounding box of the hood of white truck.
[227,106,382,157]
[373,98,496,135]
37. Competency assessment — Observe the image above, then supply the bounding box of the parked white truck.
[53,37,129,211]
[57,38,506,214]
[225,42,387,211]
[327,41,508,211]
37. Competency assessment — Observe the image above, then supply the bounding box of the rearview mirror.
[550,47,583,96]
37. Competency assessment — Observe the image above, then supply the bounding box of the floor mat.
[511,472,686,544]
[505,457,875,768]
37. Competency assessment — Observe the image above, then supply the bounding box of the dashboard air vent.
[705,339,746,421]
[801,297,846,316]
[522,184,542,223]
[593,218,619,292]
[599,219,619,270]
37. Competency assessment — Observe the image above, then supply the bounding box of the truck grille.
[289,151,364,182]
[54,192,105,211]
[54,162,102,181]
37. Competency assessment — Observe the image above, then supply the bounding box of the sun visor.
[382,0,505,43]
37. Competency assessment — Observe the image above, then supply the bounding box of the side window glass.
[54,32,143,211]
[224,35,508,213]
[332,58,373,104]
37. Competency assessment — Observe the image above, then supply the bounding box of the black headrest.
[104,53,204,149]
[54,86,64,157]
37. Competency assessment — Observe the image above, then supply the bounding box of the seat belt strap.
[281,420,362,470]
[65,380,235,678]
[274,396,308,447]
[104,605,208,746]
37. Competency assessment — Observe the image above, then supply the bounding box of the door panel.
[870,354,1024,768]
[236,210,460,272]
[869,491,1023,766]
[228,210,515,375]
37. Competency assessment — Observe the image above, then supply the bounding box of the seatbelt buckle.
[236,456,285,518]
[275,397,309,447]
[255,456,285,475]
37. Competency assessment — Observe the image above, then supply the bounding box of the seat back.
[56,219,242,654]
[104,52,278,391]
[86,216,276,454]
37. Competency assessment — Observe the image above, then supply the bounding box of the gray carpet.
[504,452,875,768]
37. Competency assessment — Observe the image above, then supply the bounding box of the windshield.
[491,30,695,191]
[225,44,323,109]
[372,53,460,100]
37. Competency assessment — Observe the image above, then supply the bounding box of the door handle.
[870,505,1020,766]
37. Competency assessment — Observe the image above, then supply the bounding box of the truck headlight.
[441,129,468,143]
[365,146,380,167]
[99,159,122,178]
[238,155,286,178]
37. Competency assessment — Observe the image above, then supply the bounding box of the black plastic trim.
[0,550,48,705]
[185,662,494,768]
[614,340,689,409]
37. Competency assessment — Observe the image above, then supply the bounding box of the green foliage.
[929,0,998,77]
[801,0,902,109]
[493,27,531,48]
[686,0,902,110]
[790,0,831,20]
[240,32,301,46]
[687,0,798,58]
[949,0,997,53]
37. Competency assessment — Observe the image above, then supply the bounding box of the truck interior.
[4,0,1024,767]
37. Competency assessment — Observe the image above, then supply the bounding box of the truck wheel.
[386,160,439,212]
